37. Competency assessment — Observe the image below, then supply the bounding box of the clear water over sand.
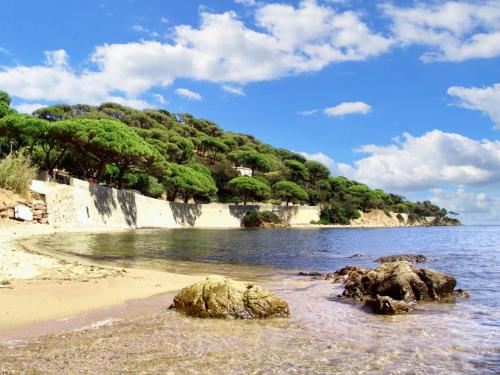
[1,226,499,374]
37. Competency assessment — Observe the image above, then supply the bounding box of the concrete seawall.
[30,179,320,229]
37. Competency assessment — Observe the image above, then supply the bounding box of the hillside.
[0,90,459,225]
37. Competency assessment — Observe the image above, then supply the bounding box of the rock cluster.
[336,261,457,314]
[171,276,290,319]
[376,254,428,263]
[0,198,48,224]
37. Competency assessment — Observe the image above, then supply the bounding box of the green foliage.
[130,174,164,198]
[228,150,273,175]
[305,160,330,185]
[273,181,308,206]
[0,152,37,197]
[163,164,217,203]
[284,159,309,183]
[0,91,11,106]
[320,202,361,225]
[0,93,16,119]
[242,210,282,228]
[228,176,271,205]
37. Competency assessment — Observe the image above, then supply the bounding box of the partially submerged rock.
[336,261,457,314]
[376,254,428,263]
[365,295,414,315]
[172,276,290,319]
[455,288,471,299]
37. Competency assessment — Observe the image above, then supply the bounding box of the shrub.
[0,152,37,197]
[242,210,281,228]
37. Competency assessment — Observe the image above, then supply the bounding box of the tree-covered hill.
[0,91,458,224]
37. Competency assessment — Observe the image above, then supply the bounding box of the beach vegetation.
[0,152,37,197]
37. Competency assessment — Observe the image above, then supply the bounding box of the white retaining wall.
[30,179,320,229]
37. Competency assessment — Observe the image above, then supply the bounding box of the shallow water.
[1,226,499,374]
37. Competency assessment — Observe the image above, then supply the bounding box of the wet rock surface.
[335,261,457,314]
[297,271,336,280]
[376,254,428,263]
[172,276,290,319]
[365,295,414,315]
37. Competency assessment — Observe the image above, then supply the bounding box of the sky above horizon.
[1,0,499,224]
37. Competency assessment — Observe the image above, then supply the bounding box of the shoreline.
[0,222,205,334]
[0,220,460,337]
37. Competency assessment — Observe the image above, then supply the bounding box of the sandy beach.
[0,222,203,332]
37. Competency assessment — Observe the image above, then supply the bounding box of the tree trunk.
[95,160,106,183]
[244,194,247,205]
[286,199,289,206]
[48,147,67,175]
[117,162,129,190]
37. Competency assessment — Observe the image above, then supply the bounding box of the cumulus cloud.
[13,103,45,114]
[382,1,500,62]
[1,1,498,108]
[153,93,167,104]
[430,188,500,224]
[324,101,372,117]
[448,83,500,129]
[337,130,500,192]
[299,151,342,175]
[0,1,392,107]
[175,88,202,101]
[222,85,245,96]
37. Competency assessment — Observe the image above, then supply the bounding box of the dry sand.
[0,222,203,331]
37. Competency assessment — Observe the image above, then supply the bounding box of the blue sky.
[0,0,499,223]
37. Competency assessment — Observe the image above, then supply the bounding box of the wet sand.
[0,222,204,331]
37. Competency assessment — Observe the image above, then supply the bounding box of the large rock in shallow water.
[337,261,457,314]
[376,254,428,263]
[172,276,290,319]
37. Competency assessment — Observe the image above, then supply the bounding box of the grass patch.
[0,152,37,197]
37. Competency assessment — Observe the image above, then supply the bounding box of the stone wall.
[30,179,320,229]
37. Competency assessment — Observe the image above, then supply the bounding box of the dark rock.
[455,288,471,299]
[172,276,290,319]
[337,261,457,314]
[365,295,414,315]
[348,253,365,258]
[376,254,428,263]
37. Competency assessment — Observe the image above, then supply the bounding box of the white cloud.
[175,88,202,101]
[222,85,245,96]
[0,47,10,55]
[299,151,341,175]
[324,101,371,117]
[337,130,500,192]
[430,188,500,224]
[0,1,392,107]
[235,0,257,6]
[153,93,167,104]
[44,49,69,67]
[131,24,160,38]
[383,1,500,62]
[297,109,318,116]
[448,83,500,129]
[13,102,45,114]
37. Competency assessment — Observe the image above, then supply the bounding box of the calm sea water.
[7,226,500,374]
